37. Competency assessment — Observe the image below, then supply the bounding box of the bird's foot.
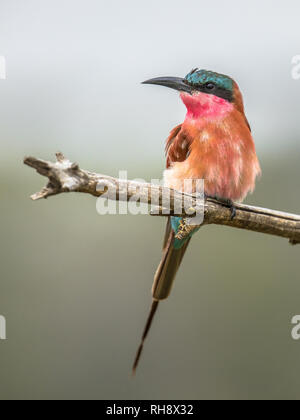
[229,203,237,220]
[175,218,198,240]
[205,195,237,220]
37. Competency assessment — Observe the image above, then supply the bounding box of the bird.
[132,68,261,374]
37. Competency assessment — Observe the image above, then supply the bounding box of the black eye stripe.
[184,79,233,102]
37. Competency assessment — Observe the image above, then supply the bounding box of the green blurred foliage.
[0,148,299,400]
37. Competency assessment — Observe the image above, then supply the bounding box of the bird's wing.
[165,124,193,168]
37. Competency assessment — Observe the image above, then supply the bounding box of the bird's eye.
[205,82,215,91]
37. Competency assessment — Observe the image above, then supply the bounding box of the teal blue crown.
[185,69,233,91]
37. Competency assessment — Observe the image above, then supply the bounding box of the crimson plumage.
[164,84,260,201]
[132,69,261,374]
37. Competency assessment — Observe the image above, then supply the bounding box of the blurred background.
[0,0,300,400]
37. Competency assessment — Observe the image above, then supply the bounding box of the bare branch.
[24,153,300,245]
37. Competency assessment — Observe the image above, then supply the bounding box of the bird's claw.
[175,218,196,240]
[205,195,237,220]
[230,204,237,220]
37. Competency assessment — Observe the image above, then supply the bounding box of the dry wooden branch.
[24,153,300,245]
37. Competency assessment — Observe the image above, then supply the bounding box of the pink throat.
[180,91,233,122]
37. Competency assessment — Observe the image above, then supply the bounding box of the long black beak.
[142,76,193,94]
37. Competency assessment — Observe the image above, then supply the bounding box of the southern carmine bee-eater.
[132,69,261,374]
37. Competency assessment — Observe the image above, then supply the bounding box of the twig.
[24,153,300,245]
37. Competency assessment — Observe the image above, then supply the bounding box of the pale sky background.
[0,0,299,168]
[1,1,300,400]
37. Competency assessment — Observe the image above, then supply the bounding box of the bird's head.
[143,69,243,120]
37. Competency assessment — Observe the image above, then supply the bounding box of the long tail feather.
[132,300,159,375]
[132,218,191,374]
[152,231,190,300]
